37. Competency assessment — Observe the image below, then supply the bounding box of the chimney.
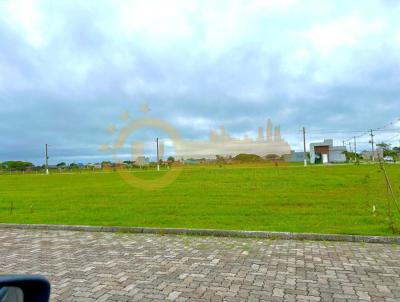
[266,119,273,143]
[274,126,281,142]
[258,127,264,143]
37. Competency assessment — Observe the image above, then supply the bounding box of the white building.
[310,139,346,164]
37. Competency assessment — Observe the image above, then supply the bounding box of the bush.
[233,153,262,162]
[0,161,33,171]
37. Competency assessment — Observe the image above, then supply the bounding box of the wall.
[329,149,346,162]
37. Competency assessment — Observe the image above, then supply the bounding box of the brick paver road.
[0,229,399,301]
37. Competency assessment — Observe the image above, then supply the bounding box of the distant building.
[285,151,308,162]
[310,139,346,164]
[361,150,383,160]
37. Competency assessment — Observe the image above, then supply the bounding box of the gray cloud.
[0,0,400,164]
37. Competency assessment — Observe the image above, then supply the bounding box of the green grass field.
[1,163,400,236]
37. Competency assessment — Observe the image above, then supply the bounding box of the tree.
[374,143,399,162]
[342,151,358,162]
[0,161,33,171]
[384,149,398,162]
[56,162,66,167]
[167,156,175,162]
[216,155,226,164]
[377,142,390,151]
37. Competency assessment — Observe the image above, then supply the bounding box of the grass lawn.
[1,163,400,236]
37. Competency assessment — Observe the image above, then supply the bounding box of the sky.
[1,0,400,164]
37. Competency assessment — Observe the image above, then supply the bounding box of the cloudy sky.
[1,0,400,164]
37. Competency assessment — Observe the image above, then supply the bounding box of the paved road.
[0,229,399,301]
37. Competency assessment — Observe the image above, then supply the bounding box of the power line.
[379,133,400,143]
[305,129,367,134]
[342,117,400,143]
[353,136,357,155]
[284,125,400,136]
[373,118,400,132]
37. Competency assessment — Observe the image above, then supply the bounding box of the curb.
[0,223,399,244]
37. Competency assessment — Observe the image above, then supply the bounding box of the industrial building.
[177,119,291,160]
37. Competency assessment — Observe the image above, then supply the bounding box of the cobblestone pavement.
[1,229,400,301]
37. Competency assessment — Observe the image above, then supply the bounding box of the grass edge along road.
[1,163,400,236]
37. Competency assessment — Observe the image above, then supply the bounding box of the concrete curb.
[0,223,399,244]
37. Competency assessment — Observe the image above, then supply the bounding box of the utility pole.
[354,136,357,162]
[349,142,352,153]
[303,127,307,166]
[370,129,375,161]
[156,138,160,171]
[45,144,49,175]
[353,136,357,154]
[342,140,345,147]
